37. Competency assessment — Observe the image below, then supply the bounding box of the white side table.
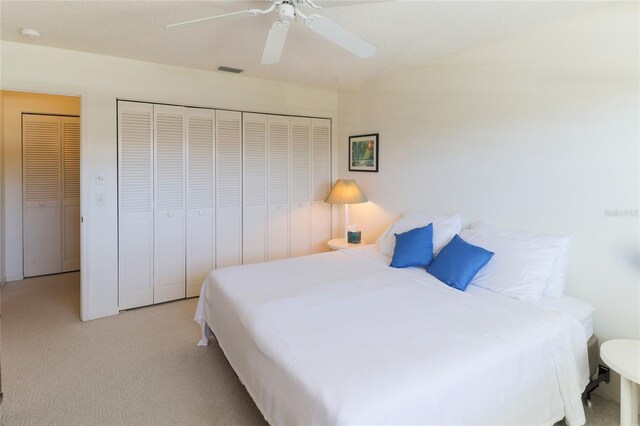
[601,339,640,426]
[327,238,367,251]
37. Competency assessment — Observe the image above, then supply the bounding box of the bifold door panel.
[290,117,312,258]
[153,105,186,304]
[186,108,216,298]
[118,102,154,309]
[215,110,243,269]
[242,113,268,265]
[267,115,290,261]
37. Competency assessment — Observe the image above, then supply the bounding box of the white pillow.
[469,222,572,298]
[460,228,559,303]
[376,213,461,257]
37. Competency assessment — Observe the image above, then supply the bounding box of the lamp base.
[347,231,362,244]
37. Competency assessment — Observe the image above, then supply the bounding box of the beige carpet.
[0,272,622,425]
[1,273,266,425]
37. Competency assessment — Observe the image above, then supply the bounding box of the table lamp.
[325,178,368,241]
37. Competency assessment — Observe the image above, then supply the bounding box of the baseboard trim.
[596,379,640,413]
[6,274,24,282]
[597,385,619,403]
[81,308,119,322]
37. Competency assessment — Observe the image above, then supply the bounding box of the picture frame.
[349,133,379,172]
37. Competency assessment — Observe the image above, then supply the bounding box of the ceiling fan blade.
[261,21,290,65]
[304,14,377,59]
[307,0,393,8]
[166,9,261,30]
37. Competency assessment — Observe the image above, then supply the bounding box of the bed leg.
[582,365,611,408]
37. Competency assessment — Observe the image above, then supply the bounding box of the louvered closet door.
[216,110,243,268]
[154,105,186,304]
[118,101,154,309]
[311,118,332,253]
[242,113,268,265]
[61,117,81,272]
[289,117,312,258]
[23,114,63,277]
[267,115,290,261]
[186,108,216,298]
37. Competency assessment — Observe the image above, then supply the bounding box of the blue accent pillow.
[427,234,494,291]
[390,224,434,269]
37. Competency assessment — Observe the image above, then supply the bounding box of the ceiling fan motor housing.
[277,3,296,22]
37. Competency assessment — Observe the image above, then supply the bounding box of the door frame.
[3,80,89,321]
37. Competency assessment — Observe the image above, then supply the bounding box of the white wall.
[338,3,639,401]
[0,41,338,320]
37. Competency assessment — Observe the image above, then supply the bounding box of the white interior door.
[118,101,154,309]
[242,113,268,265]
[216,110,243,268]
[267,115,290,261]
[61,117,81,272]
[290,117,312,258]
[23,114,63,277]
[186,108,216,298]
[153,104,186,304]
[311,118,332,253]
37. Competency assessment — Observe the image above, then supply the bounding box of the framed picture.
[349,133,379,172]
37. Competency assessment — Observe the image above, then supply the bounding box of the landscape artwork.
[349,133,379,172]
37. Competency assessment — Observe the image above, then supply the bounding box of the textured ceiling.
[0,0,602,88]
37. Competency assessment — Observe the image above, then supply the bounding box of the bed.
[195,244,591,425]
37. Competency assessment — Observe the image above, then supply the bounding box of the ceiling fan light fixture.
[20,28,41,39]
[277,3,296,22]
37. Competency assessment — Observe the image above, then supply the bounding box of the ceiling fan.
[165,0,378,65]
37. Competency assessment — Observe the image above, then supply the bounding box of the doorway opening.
[1,90,81,284]
[22,113,80,277]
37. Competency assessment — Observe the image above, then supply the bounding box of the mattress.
[537,296,595,341]
[467,275,597,378]
[196,245,590,426]
[368,246,598,377]
[365,245,595,342]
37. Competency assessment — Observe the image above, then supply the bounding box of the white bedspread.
[195,245,589,426]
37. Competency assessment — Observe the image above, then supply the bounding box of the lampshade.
[324,179,367,205]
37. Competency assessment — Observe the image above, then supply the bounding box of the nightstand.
[327,238,367,251]
[601,339,640,426]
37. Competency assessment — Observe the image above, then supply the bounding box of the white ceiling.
[0,0,602,89]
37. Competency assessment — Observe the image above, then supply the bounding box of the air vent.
[218,66,244,74]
